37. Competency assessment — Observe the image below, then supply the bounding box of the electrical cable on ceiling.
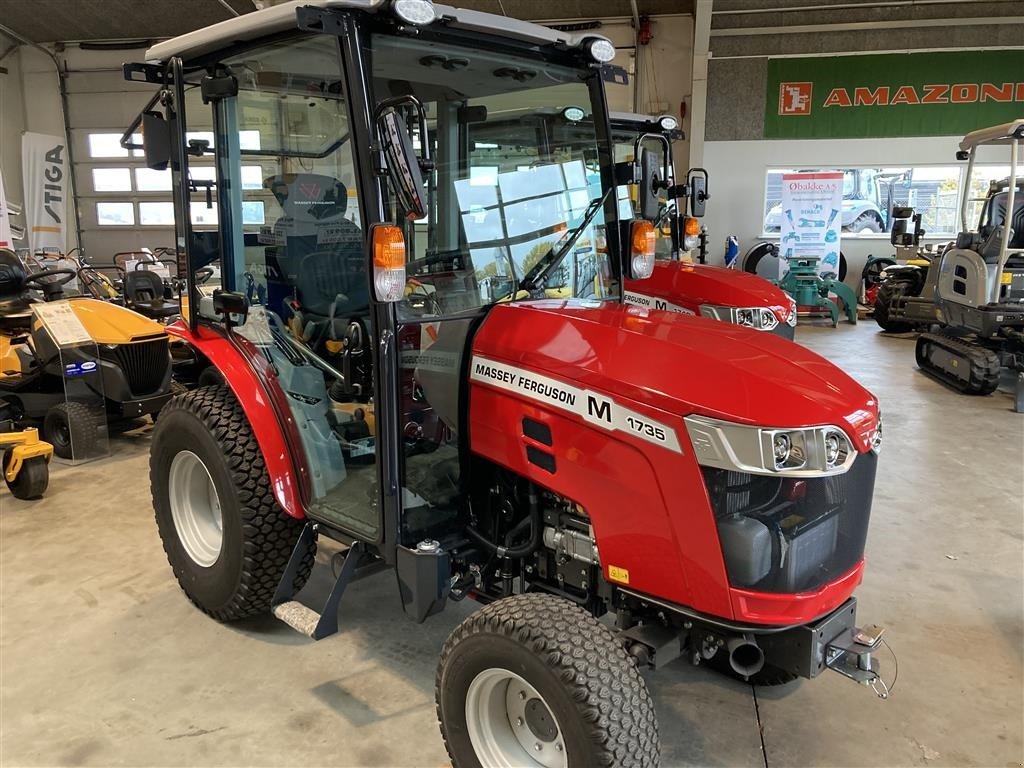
[497,0,508,15]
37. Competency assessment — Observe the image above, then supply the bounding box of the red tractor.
[611,112,798,338]
[129,2,887,765]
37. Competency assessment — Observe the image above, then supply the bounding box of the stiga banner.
[22,132,68,252]
[0,171,12,249]
[778,172,843,279]
[765,50,1024,139]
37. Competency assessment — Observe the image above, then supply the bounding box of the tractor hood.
[33,298,167,345]
[472,300,878,449]
[631,262,792,319]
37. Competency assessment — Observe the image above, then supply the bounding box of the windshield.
[370,34,616,318]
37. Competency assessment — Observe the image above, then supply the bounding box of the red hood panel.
[473,300,878,447]
[626,262,791,319]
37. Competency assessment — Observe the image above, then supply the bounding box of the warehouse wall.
[700,8,1024,288]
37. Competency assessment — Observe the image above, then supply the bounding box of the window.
[762,165,962,237]
[92,167,132,192]
[139,202,175,226]
[88,133,141,158]
[190,201,219,226]
[96,202,135,226]
[135,167,172,192]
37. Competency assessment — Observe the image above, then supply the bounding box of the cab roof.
[959,119,1024,151]
[145,0,609,63]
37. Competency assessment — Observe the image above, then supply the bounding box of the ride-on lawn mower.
[131,3,888,764]
[0,249,173,459]
[874,119,1024,407]
[608,113,798,338]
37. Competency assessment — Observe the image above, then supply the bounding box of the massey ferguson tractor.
[129,2,888,765]
[609,112,798,338]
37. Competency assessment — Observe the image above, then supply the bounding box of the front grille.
[112,337,170,396]
[703,452,876,594]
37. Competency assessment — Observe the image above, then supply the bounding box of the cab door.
[205,33,383,540]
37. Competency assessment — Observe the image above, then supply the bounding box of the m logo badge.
[779,82,813,116]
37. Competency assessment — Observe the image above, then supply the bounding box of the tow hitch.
[825,623,891,698]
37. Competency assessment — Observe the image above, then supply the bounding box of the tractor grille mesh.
[112,337,170,396]
[703,452,876,594]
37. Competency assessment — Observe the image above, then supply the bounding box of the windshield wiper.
[518,187,612,294]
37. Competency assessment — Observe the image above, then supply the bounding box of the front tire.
[150,385,314,620]
[874,278,917,333]
[4,453,49,500]
[43,402,102,460]
[437,593,660,768]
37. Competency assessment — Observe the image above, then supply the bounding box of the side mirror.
[375,100,429,221]
[212,289,249,328]
[638,148,662,222]
[689,168,709,218]
[141,111,171,171]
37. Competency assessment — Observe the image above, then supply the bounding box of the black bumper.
[116,392,172,419]
[759,597,859,679]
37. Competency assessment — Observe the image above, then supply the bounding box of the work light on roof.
[588,39,616,63]
[658,115,678,131]
[393,0,436,25]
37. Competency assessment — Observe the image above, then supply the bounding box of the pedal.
[272,601,322,637]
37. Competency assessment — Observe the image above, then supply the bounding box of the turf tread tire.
[150,385,314,621]
[44,402,102,460]
[436,593,660,768]
[4,454,49,499]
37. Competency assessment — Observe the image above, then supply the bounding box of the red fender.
[167,320,307,519]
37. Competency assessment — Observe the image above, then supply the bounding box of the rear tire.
[43,402,102,460]
[437,593,660,768]
[849,214,882,234]
[4,454,49,500]
[150,385,314,620]
[874,278,916,333]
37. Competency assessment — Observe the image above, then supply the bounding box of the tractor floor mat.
[915,332,1000,396]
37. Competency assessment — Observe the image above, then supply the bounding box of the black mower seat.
[0,250,36,332]
[123,270,179,319]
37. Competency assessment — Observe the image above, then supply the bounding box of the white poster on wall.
[778,172,843,278]
[0,170,12,249]
[22,132,68,253]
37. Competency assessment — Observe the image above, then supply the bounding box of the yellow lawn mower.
[0,427,52,499]
[0,249,173,460]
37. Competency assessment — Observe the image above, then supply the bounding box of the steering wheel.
[24,268,78,299]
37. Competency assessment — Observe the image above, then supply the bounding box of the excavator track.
[915,332,1001,396]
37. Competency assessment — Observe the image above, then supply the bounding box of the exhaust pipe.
[727,634,765,678]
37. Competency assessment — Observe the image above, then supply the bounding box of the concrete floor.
[1,323,1022,767]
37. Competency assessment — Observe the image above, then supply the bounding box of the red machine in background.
[612,113,798,338]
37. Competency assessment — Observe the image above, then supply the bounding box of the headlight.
[588,38,616,63]
[392,0,436,25]
[787,297,798,327]
[699,304,779,331]
[658,115,679,132]
[685,415,857,477]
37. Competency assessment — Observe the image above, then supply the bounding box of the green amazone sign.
[765,50,1024,139]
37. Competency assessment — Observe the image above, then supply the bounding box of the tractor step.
[271,522,369,641]
[915,332,1001,396]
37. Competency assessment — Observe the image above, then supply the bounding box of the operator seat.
[123,270,180,320]
[266,173,368,335]
[0,249,36,333]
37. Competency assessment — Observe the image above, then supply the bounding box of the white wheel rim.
[465,668,567,768]
[168,450,223,567]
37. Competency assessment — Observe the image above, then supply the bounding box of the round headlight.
[773,433,791,466]
[736,308,755,327]
[392,0,436,25]
[588,38,616,63]
[825,433,841,464]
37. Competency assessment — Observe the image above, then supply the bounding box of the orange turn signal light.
[631,220,656,257]
[372,224,406,270]
[684,216,700,236]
